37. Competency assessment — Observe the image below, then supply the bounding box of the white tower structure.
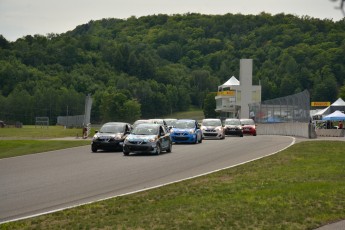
[83,94,93,125]
[215,59,261,119]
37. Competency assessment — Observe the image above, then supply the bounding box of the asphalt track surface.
[0,135,295,223]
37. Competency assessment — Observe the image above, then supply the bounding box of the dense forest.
[0,13,344,124]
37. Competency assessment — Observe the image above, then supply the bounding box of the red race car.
[240,119,257,136]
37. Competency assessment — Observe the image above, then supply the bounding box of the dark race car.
[224,118,243,137]
[91,122,132,152]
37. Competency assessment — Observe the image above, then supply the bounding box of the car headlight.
[92,135,98,141]
[149,136,158,142]
[189,129,195,134]
[114,134,122,140]
[215,127,222,131]
[124,137,129,144]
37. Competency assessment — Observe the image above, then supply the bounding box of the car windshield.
[241,119,255,125]
[202,120,222,126]
[174,121,196,129]
[149,119,164,125]
[133,120,150,128]
[165,119,177,126]
[132,125,159,135]
[100,124,124,133]
[225,119,241,125]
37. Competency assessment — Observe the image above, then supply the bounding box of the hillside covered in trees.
[0,13,344,124]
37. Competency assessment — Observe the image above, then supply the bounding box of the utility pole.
[66,105,69,128]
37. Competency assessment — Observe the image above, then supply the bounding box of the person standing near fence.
[83,125,88,139]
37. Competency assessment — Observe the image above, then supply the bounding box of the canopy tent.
[218,76,240,91]
[313,106,330,116]
[222,76,240,86]
[322,110,345,121]
[329,98,345,114]
[331,98,345,106]
[312,98,345,116]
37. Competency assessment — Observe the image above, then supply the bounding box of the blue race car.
[170,119,202,144]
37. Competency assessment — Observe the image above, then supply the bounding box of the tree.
[99,91,127,122]
[120,100,141,123]
[1,13,345,123]
[312,77,338,102]
[0,35,10,49]
[338,85,345,100]
[5,89,34,124]
[203,92,218,118]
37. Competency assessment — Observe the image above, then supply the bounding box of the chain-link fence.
[249,90,310,123]
[57,115,86,128]
[50,95,93,128]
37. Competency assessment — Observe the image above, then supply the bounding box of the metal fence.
[57,115,85,128]
[249,90,310,123]
[56,94,93,128]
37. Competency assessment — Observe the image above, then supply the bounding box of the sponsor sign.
[311,102,330,107]
[217,90,236,96]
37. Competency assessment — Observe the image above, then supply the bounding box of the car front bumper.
[242,127,256,135]
[202,130,223,139]
[91,139,123,150]
[225,128,243,136]
[170,133,197,143]
[123,141,158,153]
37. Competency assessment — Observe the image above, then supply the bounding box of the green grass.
[0,140,90,159]
[0,125,92,158]
[164,107,204,121]
[2,141,345,229]
[0,125,93,139]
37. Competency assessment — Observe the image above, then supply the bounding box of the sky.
[0,0,344,42]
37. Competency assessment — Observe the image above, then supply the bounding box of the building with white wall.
[215,59,261,119]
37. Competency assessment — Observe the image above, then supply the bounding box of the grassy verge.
[2,141,345,229]
[164,107,204,121]
[0,125,94,139]
[0,140,90,159]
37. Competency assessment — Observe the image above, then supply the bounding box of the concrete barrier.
[257,122,345,138]
[257,122,314,138]
[315,129,345,137]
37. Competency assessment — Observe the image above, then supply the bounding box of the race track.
[0,135,294,223]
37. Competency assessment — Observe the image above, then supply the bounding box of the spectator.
[339,121,343,129]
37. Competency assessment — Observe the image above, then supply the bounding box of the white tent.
[218,76,240,91]
[313,106,330,116]
[222,76,240,86]
[331,98,345,106]
[329,98,345,114]
[313,98,345,116]
[322,110,345,121]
